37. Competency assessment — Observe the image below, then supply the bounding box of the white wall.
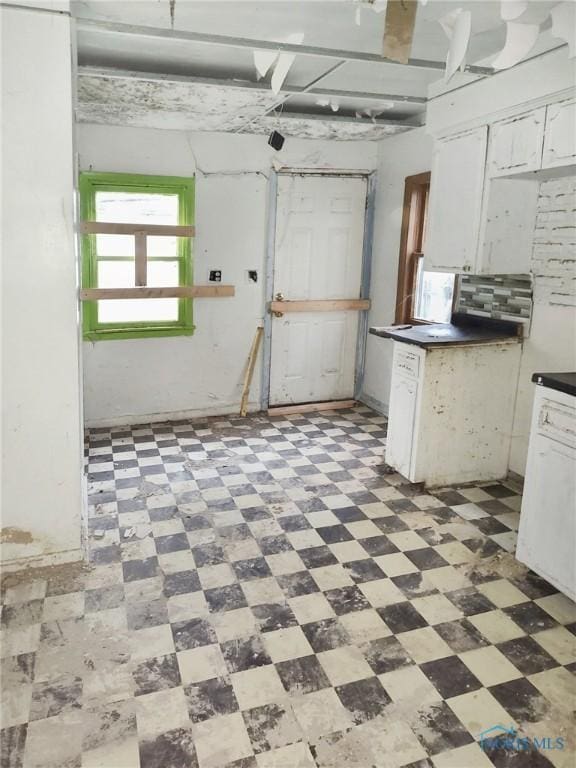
[509,176,576,475]
[1,3,85,568]
[79,124,378,426]
[360,128,434,413]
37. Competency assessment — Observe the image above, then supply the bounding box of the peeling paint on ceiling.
[255,116,409,141]
[77,75,278,132]
[76,75,411,140]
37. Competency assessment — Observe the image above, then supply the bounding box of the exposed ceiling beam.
[75,17,494,76]
[78,65,428,106]
[233,60,347,134]
[264,111,419,128]
[306,86,425,104]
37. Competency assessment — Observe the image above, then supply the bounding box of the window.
[80,172,194,340]
[395,172,455,324]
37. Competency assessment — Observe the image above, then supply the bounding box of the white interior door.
[269,174,367,407]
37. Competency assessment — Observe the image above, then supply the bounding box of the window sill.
[83,325,196,341]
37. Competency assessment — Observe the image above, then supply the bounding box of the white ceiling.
[72,0,565,140]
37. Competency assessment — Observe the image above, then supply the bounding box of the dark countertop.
[369,313,522,349]
[532,372,576,397]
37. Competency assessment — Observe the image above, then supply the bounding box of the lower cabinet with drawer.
[516,382,576,600]
[385,340,522,487]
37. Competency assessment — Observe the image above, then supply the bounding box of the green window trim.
[80,171,195,341]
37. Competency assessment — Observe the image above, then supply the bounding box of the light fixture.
[268,131,285,151]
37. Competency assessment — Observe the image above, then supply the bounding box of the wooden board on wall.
[81,221,195,237]
[80,286,235,300]
[269,299,370,313]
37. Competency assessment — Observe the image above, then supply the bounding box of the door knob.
[275,292,284,302]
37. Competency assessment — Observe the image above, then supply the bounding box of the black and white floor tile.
[1,406,575,768]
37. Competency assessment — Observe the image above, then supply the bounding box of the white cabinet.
[487,107,545,176]
[386,348,419,478]
[425,96,575,276]
[516,385,576,600]
[386,340,522,486]
[542,98,576,169]
[425,126,488,273]
[476,176,540,274]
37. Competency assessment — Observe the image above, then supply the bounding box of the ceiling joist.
[270,111,421,128]
[78,65,428,106]
[75,17,494,76]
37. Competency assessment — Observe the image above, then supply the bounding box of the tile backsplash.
[456,273,533,322]
[455,176,575,322]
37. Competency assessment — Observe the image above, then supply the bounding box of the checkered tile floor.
[1,405,575,768]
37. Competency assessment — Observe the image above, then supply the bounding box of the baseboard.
[268,400,356,417]
[0,547,85,574]
[84,401,262,429]
[357,392,389,416]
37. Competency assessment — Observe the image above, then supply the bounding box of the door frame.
[260,168,377,411]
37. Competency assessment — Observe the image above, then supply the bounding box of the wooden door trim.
[394,171,430,324]
[263,171,374,411]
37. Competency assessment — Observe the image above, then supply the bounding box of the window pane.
[148,261,179,287]
[98,261,134,288]
[148,236,178,257]
[95,191,178,225]
[413,262,455,323]
[96,234,134,258]
[96,261,180,324]
[98,298,179,324]
[97,261,179,289]
[95,235,178,258]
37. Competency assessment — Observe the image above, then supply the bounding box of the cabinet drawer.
[537,398,576,448]
[394,348,420,379]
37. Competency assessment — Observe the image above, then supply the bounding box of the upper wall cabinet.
[487,107,545,177]
[425,126,488,273]
[425,94,575,275]
[542,98,576,169]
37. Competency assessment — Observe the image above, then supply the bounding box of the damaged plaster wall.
[360,127,434,415]
[79,123,378,426]
[1,2,85,569]
[509,175,576,476]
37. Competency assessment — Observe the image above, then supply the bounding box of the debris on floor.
[2,407,575,768]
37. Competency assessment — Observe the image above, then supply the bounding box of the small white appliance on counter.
[516,372,576,601]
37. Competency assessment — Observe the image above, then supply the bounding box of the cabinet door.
[425,126,488,273]
[477,176,539,274]
[487,107,545,176]
[385,374,418,479]
[542,99,576,169]
[517,436,576,600]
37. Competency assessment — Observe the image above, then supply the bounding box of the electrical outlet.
[209,270,222,282]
